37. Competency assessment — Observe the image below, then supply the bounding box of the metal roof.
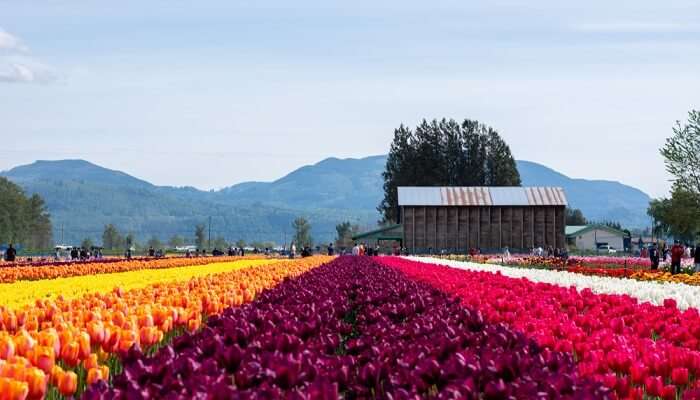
[397,186,567,206]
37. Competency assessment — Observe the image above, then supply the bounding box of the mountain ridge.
[1,156,652,244]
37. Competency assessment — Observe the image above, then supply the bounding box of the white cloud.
[0,28,28,52]
[0,27,55,84]
[0,59,55,83]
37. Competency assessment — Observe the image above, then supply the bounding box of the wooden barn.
[399,186,567,253]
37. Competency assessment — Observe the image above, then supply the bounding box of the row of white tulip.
[406,256,700,311]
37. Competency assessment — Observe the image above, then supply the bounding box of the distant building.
[398,186,568,254]
[565,225,626,251]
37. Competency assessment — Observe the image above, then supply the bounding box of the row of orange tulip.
[0,256,264,284]
[0,256,330,399]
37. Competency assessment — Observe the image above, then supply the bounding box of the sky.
[1,1,698,198]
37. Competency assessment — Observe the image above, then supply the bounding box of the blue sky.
[1,1,699,197]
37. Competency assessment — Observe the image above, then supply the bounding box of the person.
[695,243,700,273]
[671,240,684,275]
[148,246,155,257]
[290,242,296,259]
[4,244,16,262]
[649,243,659,270]
[125,248,132,260]
[328,243,335,256]
[662,243,669,262]
[352,243,360,256]
[503,246,511,259]
[374,244,380,256]
[186,249,192,258]
[80,247,88,260]
[70,247,79,260]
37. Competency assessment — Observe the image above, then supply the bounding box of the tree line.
[379,118,521,222]
[0,177,52,249]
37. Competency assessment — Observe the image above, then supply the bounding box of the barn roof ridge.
[397,186,568,206]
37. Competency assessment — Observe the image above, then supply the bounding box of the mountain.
[219,155,386,210]
[0,156,652,246]
[516,161,652,228]
[0,160,379,245]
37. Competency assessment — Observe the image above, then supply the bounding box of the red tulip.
[672,367,689,386]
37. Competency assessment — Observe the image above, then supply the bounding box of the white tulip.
[405,256,700,311]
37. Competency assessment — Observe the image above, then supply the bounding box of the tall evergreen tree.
[379,118,521,222]
[194,224,206,249]
[292,217,313,247]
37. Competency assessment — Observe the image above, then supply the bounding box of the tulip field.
[4,254,700,398]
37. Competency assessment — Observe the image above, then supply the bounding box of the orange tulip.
[49,365,63,387]
[0,335,15,359]
[86,367,104,385]
[13,331,35,357]
[59,341,79,367]
[87,321,105,345]
[57,370,77,396]
[77,331,91,359]
[0,377,29,400]
[29,346,53,374]
[138,313,154,328]
[187,318,200,332]
[24,368,47,400]
[118,329,138,353]
[139,326,159,347]
[83,353,99,370]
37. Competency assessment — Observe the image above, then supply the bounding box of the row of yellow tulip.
[0,259,277,310]
[0,256,265,284]
[0,256,331,399]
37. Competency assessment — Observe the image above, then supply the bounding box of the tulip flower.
[673,367,690,386]
[57,370,77,396]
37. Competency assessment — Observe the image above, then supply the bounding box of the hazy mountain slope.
[516,160,651,228]
[220,155,386,210]
[0,156,652,246]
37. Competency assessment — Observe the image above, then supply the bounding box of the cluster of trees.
[380,118,521,222]
[0,177,52,249]
[97,223,262,251]
[648,110,700,242]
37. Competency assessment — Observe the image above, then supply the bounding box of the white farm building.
[565,225,627,252]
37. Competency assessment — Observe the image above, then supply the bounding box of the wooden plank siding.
[403,205,565,253]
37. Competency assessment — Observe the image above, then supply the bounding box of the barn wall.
[403,205,566,254]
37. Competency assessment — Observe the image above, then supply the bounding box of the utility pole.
[208,216,212,250]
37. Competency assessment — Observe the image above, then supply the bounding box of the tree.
[194,224,206,249]
[661,110,700,196]
[335,221,359,248]
[125,233,135,249]
[565,208,587,225]
[101,224,123,250]
[647,110,700,242]
[0,177,53,249]
[80,237,93,250]
[292,217,313,247]
[648,187,700,241]
[147,236,162,249]
[379,118,521,222]
[168,234,185,248]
